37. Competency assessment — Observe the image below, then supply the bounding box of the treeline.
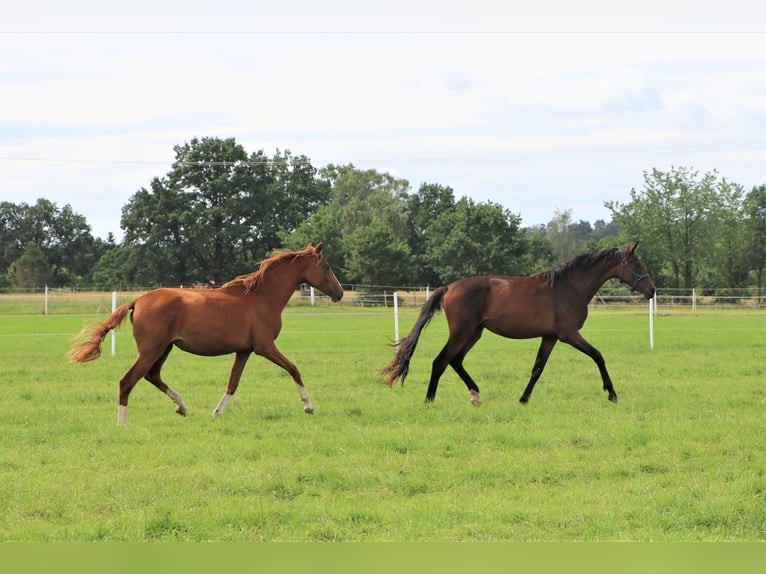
[1,137,765,292]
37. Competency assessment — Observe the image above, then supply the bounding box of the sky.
[2,1,766,240]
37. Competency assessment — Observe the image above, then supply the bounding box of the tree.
[344,218,414,286]
[708,179,749,289]
[524,227,555,273]
[10,244,51,288]
[424,198,528,283]
[284,165,413,284]
[120,176,195,286]
[0,199,99,288]
[406,183,456,285]
[91,246,129,290]
[120,138,329,285]
[47,204,100,285]
[0,201,25,275]
[743,185,766,290]
[546,208,578,263]
[605,166,719,289]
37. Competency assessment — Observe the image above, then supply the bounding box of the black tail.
[381,287,447,386]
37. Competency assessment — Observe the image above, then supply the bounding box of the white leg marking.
[166,386,187,416]
[118,405,128,425]
[212,393,231,418]
[297,385,314,414]
[469,389,481,407]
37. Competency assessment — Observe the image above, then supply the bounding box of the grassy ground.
[0,306,764,540]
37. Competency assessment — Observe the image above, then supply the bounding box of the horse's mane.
[533,247,623,286]
[220,246,319,294]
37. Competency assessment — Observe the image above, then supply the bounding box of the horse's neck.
[254,260,307,308]
[571,261,620,300]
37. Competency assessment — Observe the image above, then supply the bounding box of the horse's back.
[129,288,266,355]
[444,275,557,339]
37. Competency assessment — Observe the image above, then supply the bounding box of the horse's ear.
[628,241,639,254]
[314,242,324,253]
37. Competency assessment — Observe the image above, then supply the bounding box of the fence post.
[393,291,400,345]
[649,296,654,350]
[111,291,117,356]
[44,286,49,316]
[310,286,315,306]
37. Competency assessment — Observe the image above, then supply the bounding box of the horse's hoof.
[608,395,618,404]
[176,406,187,416]
[304,406,314,414]
[519,396,529,405]
[469,390,481,406]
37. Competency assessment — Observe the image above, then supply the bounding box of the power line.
[1,141,765,168]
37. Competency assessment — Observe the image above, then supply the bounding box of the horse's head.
[304,242,344,302]
[618,241,655,299]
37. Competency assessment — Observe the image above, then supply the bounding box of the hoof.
[519,396,529,404]
[608,395,618,404]
[304,406,314,414]
[176,405,187,417]
[469,390,481,407]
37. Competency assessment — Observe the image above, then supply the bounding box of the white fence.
[0,285,763,316]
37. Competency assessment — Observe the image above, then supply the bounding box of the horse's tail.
[68,302,134,363]
[381,286,447,387]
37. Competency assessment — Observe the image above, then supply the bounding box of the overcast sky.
[2,1,765,240]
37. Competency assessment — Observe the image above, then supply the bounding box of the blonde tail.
[68,302,133,363]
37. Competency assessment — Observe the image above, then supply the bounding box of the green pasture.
[0,305,764,541]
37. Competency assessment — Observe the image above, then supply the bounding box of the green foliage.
[1,309,764,540]
[2,142,764,294]
[605,166,760,290]
[120,138,328,285]
[743,185,766,289]
[0,199,103,288]
[425,197,528,282]
[345,218,414,286]
[10,244,51,288]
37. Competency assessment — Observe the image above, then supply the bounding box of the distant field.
[0,305,764,541]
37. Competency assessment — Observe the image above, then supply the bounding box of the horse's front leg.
[213,351,251,418]
[562,332,618,403]
[258,344,314,414]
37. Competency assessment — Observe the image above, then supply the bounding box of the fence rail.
[0,285,764,316]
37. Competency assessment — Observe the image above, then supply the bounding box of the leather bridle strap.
[620,259,650,292]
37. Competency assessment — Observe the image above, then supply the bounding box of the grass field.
[0,304,764,541]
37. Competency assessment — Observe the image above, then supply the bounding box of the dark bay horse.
[382,242,655,406]
[69,243,343,425]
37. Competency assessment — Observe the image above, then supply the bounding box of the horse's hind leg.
[118,349,168,425]
[425,345,451,403]
[212,351,251,418]
[519,335,557,404]
[449,329,484,406]
[426,328,482,404]
[144,344,187,417]
[451,361,482,406]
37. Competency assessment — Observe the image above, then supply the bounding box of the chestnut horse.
[382,242,655,406]
[69,243,343,425]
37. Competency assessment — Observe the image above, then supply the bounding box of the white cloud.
[2,7,766,240]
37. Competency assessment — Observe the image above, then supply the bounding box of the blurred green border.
[4,542,765,574]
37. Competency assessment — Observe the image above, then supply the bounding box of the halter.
[619,257,650,292]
